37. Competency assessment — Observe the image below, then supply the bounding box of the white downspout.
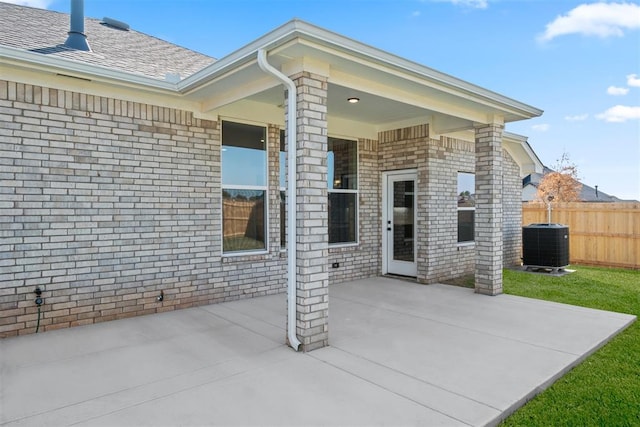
[257,49,301,351]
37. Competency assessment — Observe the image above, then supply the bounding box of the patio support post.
[474,121,504,295]
[291,70,329,351]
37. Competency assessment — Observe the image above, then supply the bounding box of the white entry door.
[382,171,417,277]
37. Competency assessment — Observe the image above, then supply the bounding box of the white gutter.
[0,45,177,92]
[256,49,301,352]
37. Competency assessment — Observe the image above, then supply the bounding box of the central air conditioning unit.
[522,223,570,272]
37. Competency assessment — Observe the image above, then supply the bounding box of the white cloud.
[538,2,640,42]
[627,74,640,87]
[412,10,422,17]
[1,0,53,8]
[565,114,589,121]
[596,105,640,122]
[430,0,488,8]
[451,0,488,8]
[607,86,630,95]
[532,124,551,132]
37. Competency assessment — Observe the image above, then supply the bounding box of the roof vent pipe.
[65,0,91,51]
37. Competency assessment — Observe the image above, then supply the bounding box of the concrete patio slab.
[0,277,635,426]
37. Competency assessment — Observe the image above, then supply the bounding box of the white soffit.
[272,42,511,121]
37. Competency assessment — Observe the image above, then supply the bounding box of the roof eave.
[504,131,544,167]
[503,131,545,175]
[177,20,304,93]
[178,19,543,121]
[1,18,543,122]
[0,45,178,93]
[291,21,543,120]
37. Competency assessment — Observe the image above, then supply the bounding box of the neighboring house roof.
[0,2,215,82]
[522,166,626,202]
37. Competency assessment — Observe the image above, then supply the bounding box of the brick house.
[0,2,543,349]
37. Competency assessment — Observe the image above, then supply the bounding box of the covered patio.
[1,277,634,426]
[0,15,545,345]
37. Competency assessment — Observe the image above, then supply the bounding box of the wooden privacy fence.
[522,202,640,269]
[222,199,264,240]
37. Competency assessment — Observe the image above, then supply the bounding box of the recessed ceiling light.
[347,97,360,104]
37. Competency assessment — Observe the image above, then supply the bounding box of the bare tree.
[536,152,583,202]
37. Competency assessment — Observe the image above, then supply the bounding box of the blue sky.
[11,0,640,200]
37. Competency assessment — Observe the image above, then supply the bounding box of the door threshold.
[383,274,417,282]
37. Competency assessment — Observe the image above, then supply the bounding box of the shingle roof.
[523,167,625,202]
[0,2,215,81]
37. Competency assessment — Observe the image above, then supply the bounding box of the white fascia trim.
[177,19,543,120]
[522,141,544,173]
[504,131,544,173]
[502,132,544,173]
[0,45,178,93]
[2,19,542,121]
[178,22,303,93]
[287,21,543,119]
[503,130,527,141]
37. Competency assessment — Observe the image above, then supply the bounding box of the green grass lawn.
[501,266,640,427]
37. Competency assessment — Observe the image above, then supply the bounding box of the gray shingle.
[0,2,215,81]
[523,167,625,202]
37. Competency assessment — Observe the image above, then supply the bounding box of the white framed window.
[221,121,267,253]
[328,137,358,245]
[457,172,475,243]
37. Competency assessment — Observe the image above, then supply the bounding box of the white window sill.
[222,250,269,261]
[456,241,475,248]
[329,242,359,251]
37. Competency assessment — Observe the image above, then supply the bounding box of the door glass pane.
[392,180,414,262]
